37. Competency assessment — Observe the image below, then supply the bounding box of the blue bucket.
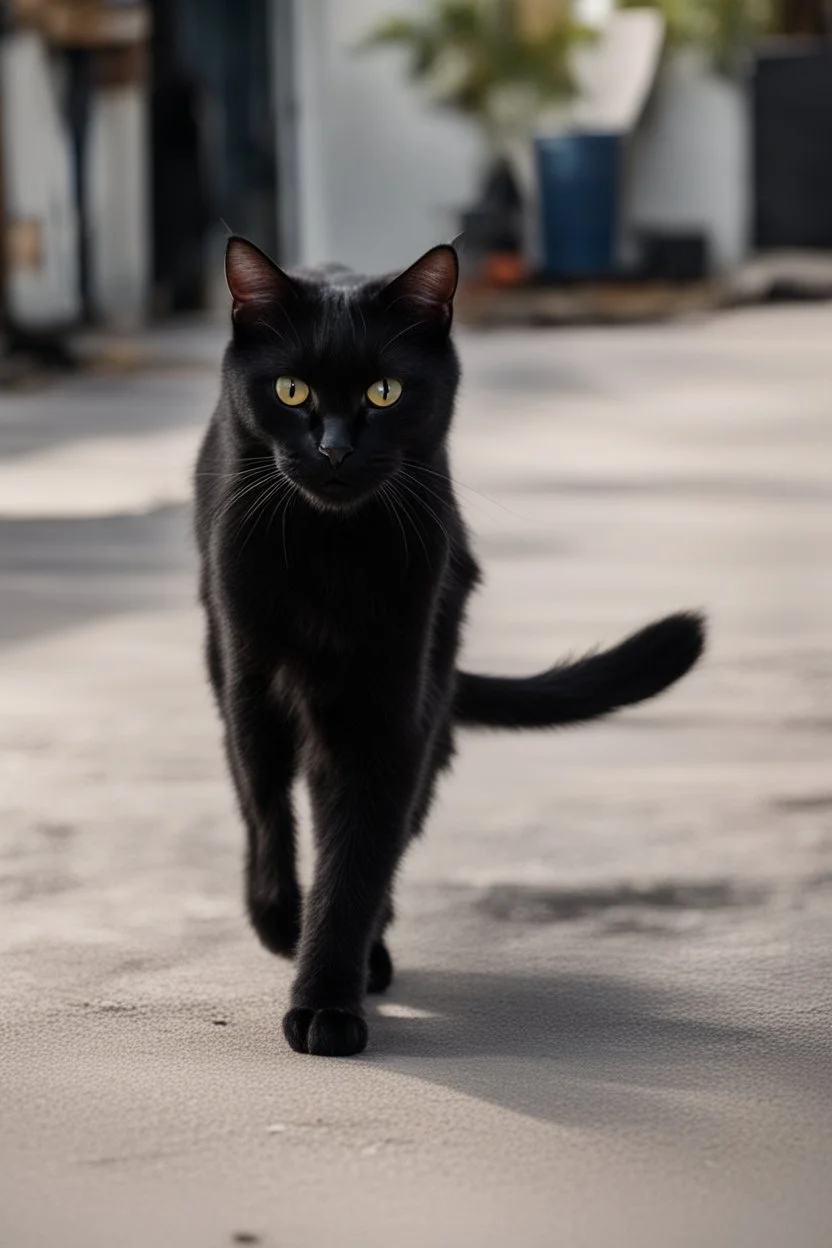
[535,132,622,277]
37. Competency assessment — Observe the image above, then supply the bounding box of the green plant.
[362,1,592,142]
[616,0,776,74]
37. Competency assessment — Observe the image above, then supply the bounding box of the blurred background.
[1,0,831,343]
[1,5,832,1248]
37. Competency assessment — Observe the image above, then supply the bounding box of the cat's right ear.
[225,236,297,321]
[379,244,459,329]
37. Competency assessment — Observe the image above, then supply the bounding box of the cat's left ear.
[225,236,297,320]
[380,244,459,329]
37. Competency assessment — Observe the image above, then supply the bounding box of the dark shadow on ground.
[0,504,195,647]
[368,966,832,1143]
[0,370,214,461]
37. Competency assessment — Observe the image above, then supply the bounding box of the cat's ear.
[380,244,459,328]
[225,236,297,319]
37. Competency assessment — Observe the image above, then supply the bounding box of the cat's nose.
[318,416,353,468]
[319,443,353,468]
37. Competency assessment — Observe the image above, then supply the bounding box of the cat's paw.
[282,1007,368,1057]
[248,892,301,958]
[367,939,393,994]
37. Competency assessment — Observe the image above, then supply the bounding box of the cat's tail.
[454,612,705,730]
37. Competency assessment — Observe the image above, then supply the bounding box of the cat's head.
[223,236,460,510]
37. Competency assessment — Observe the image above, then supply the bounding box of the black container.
[754,42,832,250]
[639,231,710,283]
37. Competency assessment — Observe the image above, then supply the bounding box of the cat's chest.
[222,512,444,661]
[288,556,382,618]
[273,546,426,654]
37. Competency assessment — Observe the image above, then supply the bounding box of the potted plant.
[617,0,774,75]
[362,1,593,279]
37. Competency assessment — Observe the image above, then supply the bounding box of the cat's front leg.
[283,725,425,1057]
[220,669,302,957]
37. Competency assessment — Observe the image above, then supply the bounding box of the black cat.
[195,237,704,1057]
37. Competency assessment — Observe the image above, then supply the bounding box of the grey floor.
[1,306,830,1247]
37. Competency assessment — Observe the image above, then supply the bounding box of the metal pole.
[65,46,94,323]
[270,0,301,265]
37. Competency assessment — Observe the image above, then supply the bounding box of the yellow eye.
[275,376,310,406]
[367,378,402,408]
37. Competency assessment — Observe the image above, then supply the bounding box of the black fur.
[195,237,705,1058]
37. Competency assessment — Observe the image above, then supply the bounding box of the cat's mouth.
[283,454,392,511]
[316,476,356,502]
[301,473,377,511]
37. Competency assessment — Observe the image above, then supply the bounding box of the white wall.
[279,4,750,279]
[285,0,483,273]
[0,33,80,327]
[622,51,750,273]
[88,83,150,328]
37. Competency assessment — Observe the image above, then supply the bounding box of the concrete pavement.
[1,306,831,1247]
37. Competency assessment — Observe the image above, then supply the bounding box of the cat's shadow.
[366,967,830,1140]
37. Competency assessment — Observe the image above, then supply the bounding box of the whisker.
[195,457,275,480]
[402,459,523,522]
[235,480,275,548]
[398,465,501,529]
[385,479,430,567]
[281,484,300,569]
[397,467,451,509]
[256,314,305,354]
[383,291,434,316]
[239,466,294,541]
[351,298,367,347]
[216,462,286,541]
[394,475,451,546]
[379,481,410,571]
[379,319,427,354]
[211,472,275,527]
[265,478,294,540]
[396,468,467,529]
[197,466,274,483]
